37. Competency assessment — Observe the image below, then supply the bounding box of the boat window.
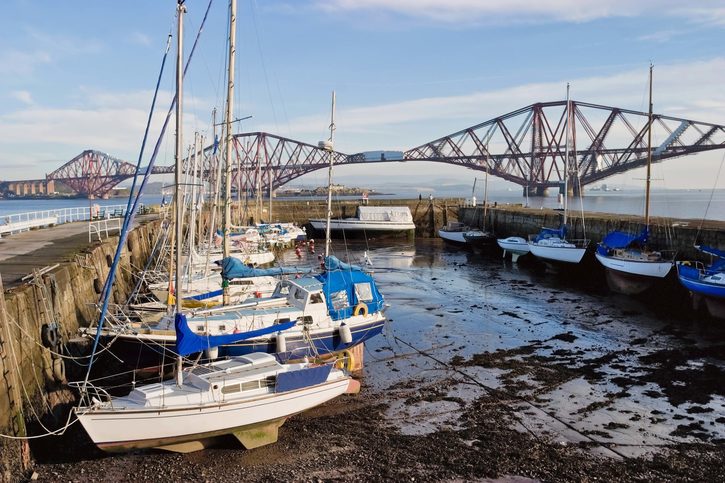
[330,290,349,310]
[310,292,324,304]
[197,325,204,332]
[221,383,241,394]
[354,283,374,302]
[218,325,226,332]
[274,318,291,325]
[293,288,306,301]
[297,316,313,326]
[230,280,253,286]
[242,380,260,391]
[273,282,290,297]
[263,376,276,387]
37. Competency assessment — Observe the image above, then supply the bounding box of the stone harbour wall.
[0,220,158,481]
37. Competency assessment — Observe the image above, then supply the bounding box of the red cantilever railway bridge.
[3,101,725,198]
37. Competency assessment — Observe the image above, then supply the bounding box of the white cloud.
[271,58,725,146]
[314,0,725,26]
[10,90,34,105]
[129,32,152,46]
[0,49,51,76]
[2,58,725,188]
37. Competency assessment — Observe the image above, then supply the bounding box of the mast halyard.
[645,63,653,229]
[324,91,336,259]
[222,0,237,306]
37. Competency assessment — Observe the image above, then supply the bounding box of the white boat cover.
[356,206,413,223]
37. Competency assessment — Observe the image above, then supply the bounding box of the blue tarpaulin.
[534,226,567,243]
[174,313,295,356]
[316,257,384,320]
[217,257,312,280]
[275,365,333,392]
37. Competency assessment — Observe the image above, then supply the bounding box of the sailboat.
[97,93,387,367]
[677,245,725,318]
[528,84,589,265]
[74,2,356,453]
[463,170,496,248]
[595,65,673,293]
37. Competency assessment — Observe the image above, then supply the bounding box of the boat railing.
[69,381,114,408]
[570,238,590,249]
[659,249,678,261]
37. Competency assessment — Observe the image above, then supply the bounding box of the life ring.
[334,349,355,372]
[41,324,59,349]
[353,303,368,317]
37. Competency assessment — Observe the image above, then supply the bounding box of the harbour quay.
[0,201,723,481]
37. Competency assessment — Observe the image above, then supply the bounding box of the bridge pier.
[524,186,549,197]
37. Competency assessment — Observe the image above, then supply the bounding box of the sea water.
[1,189,723,222]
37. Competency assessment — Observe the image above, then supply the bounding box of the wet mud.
[26,239,725,482]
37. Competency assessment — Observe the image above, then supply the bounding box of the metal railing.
[0,204,129,238]
[89,217,123,243]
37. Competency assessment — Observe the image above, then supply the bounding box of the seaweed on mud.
[637,346,725,406]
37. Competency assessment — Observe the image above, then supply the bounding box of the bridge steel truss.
[37,102,725,198]
[194,132,348,196]
[46,150,173,198]
[404,101,725,194]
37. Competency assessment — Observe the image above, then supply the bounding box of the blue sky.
[2,0,725,193]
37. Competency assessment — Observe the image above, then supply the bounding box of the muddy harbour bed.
[27,239,725,482]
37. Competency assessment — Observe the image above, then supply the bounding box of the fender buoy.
[41,324,59,349]
[52,357,66,382]
[338,322,353,344]
[353,303,368,317]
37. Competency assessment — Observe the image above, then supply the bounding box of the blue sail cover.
[324,255,362,272]
[601,227,649,249]
[316,258,384,320]
[174,313,295,356]
[534,226,567,243]
[696,245,725,272]
[697,245,725,260]
[217,257,313,280]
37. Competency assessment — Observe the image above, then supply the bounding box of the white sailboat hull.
[497,237,531,255]
[529,241,586,264]
[438,229,466,244]
[76,371,350,452]
[595,252,672,278]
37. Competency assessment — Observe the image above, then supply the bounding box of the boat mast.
[174,0,186,386]
[222,0,237,305]
[483,168,488,230]
[324,91,336,259]
[563,83,570,226]
[644,64,653,229]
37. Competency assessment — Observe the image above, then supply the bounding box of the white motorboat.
[497,236,531,262]
[309,206,415,234]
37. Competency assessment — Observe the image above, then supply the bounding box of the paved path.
[0,216,154,287]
